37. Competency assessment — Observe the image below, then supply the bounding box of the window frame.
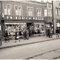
[27,7,33,17]
[37,8,42,17]
[14,5,22,16]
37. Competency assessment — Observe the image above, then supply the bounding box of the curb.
[0,38,60,49]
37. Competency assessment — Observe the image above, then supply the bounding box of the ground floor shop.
[0,19,46,40]
[56,20,60,33]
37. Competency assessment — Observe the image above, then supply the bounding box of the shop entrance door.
[27,22,34,36]
[27,23,33,28]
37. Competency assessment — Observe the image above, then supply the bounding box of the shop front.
[1,16,45,40]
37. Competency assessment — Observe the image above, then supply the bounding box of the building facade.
[0,1,52,40]
[53,1,60,33]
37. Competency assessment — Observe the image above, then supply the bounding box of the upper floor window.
[44,9,47,16]
[27,7,33,16]
[4,5,7,15]
[56,8,60,16]
[48,9,52,16]
[7,5,11,15]
[15,5,22,16]
[37,9,41,17]
[4,4,11,15]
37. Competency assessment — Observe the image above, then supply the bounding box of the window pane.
[44,9,47,16]
[8,9,11,15]
[15,6,22,16]
[28,7,33,16]
[7,5,11,15]
[4,9,7,15]
[15,6,18,15]
[18,7,21,16]
[37,9,41,17]
[48,9,52,16]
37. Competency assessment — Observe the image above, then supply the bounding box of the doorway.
[27,22,33,29]
[27,22,34,36]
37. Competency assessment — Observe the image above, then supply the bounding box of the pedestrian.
[4,30,9,42]
[23,27,29,40]
[50,28,53,38]
[18,30,21,42]
[56,28,59,38]
[15,30,18,42]
[47,28,51,38]
[25,28,29,40]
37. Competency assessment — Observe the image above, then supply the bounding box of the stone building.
[0,1,52,40]
[53,1,60,33]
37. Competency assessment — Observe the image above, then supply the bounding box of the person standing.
[15,30,18,42]
[4,30,9,42]
[23,27,29,40]
[26,28,29,40]
[56,28,59,38]
[47,28,51,38]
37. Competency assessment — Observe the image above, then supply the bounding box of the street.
[0,38,60,59]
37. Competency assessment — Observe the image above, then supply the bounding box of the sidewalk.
[0,34,59,49]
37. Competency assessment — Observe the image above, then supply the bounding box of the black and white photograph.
[0,0,60,59]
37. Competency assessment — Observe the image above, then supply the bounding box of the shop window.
[56,23,60,27]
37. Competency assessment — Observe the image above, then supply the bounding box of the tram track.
[25,48,60,59]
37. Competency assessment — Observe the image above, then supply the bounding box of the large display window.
[34,23,45,34]
[5,23,26,39]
